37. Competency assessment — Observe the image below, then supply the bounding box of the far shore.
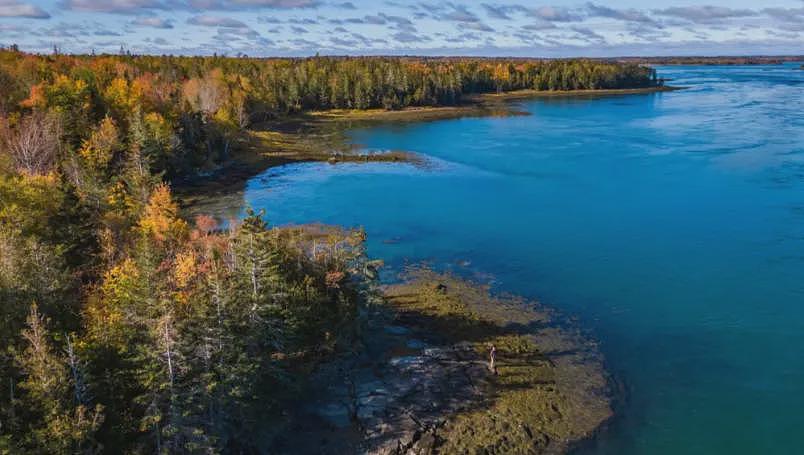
[176,84,679,211]
[309,85,680,123]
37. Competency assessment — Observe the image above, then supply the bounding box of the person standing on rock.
[489,344,498,375]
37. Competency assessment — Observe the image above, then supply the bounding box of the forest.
[0,48,657,453]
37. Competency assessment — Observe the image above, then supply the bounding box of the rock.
[384,325,411,335]
[405,429,439,454]
[316,402,352,428]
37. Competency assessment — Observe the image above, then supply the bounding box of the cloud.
[288,17,317,24]
[527,6,583,22]
[481,3,517,20]
[6,0,803,57]
[94,29,122,36]
[763,7,804,21]
[443,31,482,43]
[287,37,318,47]
[330,36,357,47]
[67,0,320,13]
[585,3,660,27]
[763,7,804,31]
[346,14,385,24]
[439,3,481,23]
[145,36,169,45]
[339,13,412,30]
[570,26,606,43]
[345,32,385,47]
[0,0,50,18]
[652,6,758,23]
[190,0,320,8]
[521,21,557,31]
[392,31,431,43]
[188,15,248,28]
[61,0,167,14]
[463,21,495,32]
[481,3,538,21]
[132,16,173,28]
[383,13,415,31]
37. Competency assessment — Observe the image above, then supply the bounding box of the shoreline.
[176,86,661,452]
[265,268,614,453]
[308,85,680,124]
[175,85,679,211]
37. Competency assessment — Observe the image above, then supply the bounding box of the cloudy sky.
[0,0,803,56]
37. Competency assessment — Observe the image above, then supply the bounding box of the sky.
[0,0,803,57]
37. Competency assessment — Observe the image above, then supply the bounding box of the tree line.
[0,49,657,453]
[0,49,658,178]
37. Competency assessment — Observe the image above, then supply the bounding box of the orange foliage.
[20,83,46,109]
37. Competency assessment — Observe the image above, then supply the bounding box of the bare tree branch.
[1,111,61,175]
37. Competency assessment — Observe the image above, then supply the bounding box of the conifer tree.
[15,304,103,453]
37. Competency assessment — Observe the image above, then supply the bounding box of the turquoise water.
[235,65,804,453]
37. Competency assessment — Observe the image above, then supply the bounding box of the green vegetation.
[384,270,612,454]
[0,49,639,452]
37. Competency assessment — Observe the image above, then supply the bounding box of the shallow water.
[210,64,804,453]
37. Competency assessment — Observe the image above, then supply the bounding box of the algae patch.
[375,269,613,454]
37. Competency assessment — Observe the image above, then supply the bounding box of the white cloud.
[187,15,249,28]
[0,0,50,18]
[135,16,172,28]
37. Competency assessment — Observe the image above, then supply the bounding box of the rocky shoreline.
[266,269,612,454]
[177,87,660,453]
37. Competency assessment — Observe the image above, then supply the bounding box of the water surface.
[216,65,804,453]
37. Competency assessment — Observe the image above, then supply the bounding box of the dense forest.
[0,49,656,453]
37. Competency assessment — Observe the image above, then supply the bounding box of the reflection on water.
[198,64,804,454]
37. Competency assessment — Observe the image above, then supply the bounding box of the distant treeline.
[0,50,658,178]
[615,55,804,65]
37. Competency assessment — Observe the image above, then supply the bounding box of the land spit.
[266,269,612,454]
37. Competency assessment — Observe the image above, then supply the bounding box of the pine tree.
[15,304,103,453]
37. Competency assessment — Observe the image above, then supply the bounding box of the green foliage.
[13,304,104,454]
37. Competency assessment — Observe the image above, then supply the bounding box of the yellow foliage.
[173,249,197,289]
[45,75,90,113]
[494,63,511,83]
[79,116,119,172]
[138,183,188,243]
[85,258,141,350]
[104,77,143,114]
[143,111,172,144]
[105,181,131,213]
[0,172,63,237]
